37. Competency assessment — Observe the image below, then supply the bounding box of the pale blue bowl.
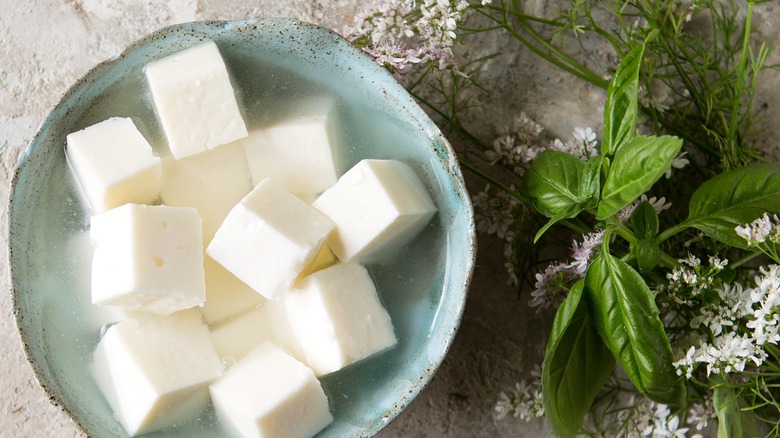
[8,18,475,437]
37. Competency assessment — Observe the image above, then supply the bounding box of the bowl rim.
[7,17,476,437]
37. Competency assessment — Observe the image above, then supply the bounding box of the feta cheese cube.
[91,204,205,315]
[313,159,437,262]
[202,257,265,326]
[92,310,223,436]
[242,99,338,197]
[66,117,161,213]
[206,178,334,300]
[209,342,333,438]
[209,306,274,362]
[285,263,396,376]
[160,141,252,244]
[67,230,131,329]
[145,40,248,159]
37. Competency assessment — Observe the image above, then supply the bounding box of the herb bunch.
[343,0,780,435]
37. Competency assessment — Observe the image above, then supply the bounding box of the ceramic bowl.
[8,18,475,437]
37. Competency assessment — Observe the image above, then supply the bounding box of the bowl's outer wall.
[8,18,475,437]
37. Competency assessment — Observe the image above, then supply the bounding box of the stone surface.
[2,1,779,437]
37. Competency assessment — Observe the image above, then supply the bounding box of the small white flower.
[735,213,780,246]
[687,399,715,432]
[673,346,697,379]
[641,195,672,214]
[494,378,544,421]
[665,152,689,178]
[680,254,701,267]
[708,255,728,270]
[573,126,598,148]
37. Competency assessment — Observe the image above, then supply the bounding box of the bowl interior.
[8,18,474,437]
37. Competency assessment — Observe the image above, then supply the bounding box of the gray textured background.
[2,1,779,437]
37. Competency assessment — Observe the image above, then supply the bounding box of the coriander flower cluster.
[672,264,780,378]
[494,376,544,421]
[619,398,702,438]
[471,184,518,239]
[656,254,727,308]
[735,212,780,246]
[484,113,545,175]
[342,0,475,72]
[485,112,599,175]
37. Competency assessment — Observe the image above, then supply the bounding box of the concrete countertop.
[3,1,779,437]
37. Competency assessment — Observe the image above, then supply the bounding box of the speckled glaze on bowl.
[8,18,475,437]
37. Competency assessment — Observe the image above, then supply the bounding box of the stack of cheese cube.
[64,39,438,438]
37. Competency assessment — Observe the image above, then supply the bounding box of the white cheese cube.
[206,178,334,300]
[160,141,252,244]
[210,306,274,362]
[202,257,265,326]
[313,159,437,262]
[242,98,338,197]
[91,204,205,315]
[285,263,396,376]
[92,310,223,436]
[67,231,131,330]
[209,342,333,438]
[66,117,161,213]
[145,40,248,159]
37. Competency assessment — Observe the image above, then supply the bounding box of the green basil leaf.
[714,386,761,438]
[597,135,683,220]
[602,44,644,157]
[582,156,603,202]
[631,201,659,239]
[631,202,661,273]
[584,253,685,406]
[543,281,614,438]
[686,164,780,248]
[634,238,660,274]
[525,150,591,218]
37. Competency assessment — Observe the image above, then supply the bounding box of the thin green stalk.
[725,1,754,165]
[473,7,608,89]
[657,222,691,243]
[728,251,762,269]
[459,159,531,204]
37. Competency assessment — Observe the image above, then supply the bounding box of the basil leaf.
[631,201,659,239]
[543,281,614,438]
[630,201,661,272]
[602,44,644,157]
[634,239,660,274]
[582,156,603,202]
[686,164,780,248]
[525,150,591,218]
[584,253,685,406]
[714,386,761,438]
[597,135,683,220]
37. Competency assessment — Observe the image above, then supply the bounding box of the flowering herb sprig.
[524,35,780,434]
[343,0,480,73]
